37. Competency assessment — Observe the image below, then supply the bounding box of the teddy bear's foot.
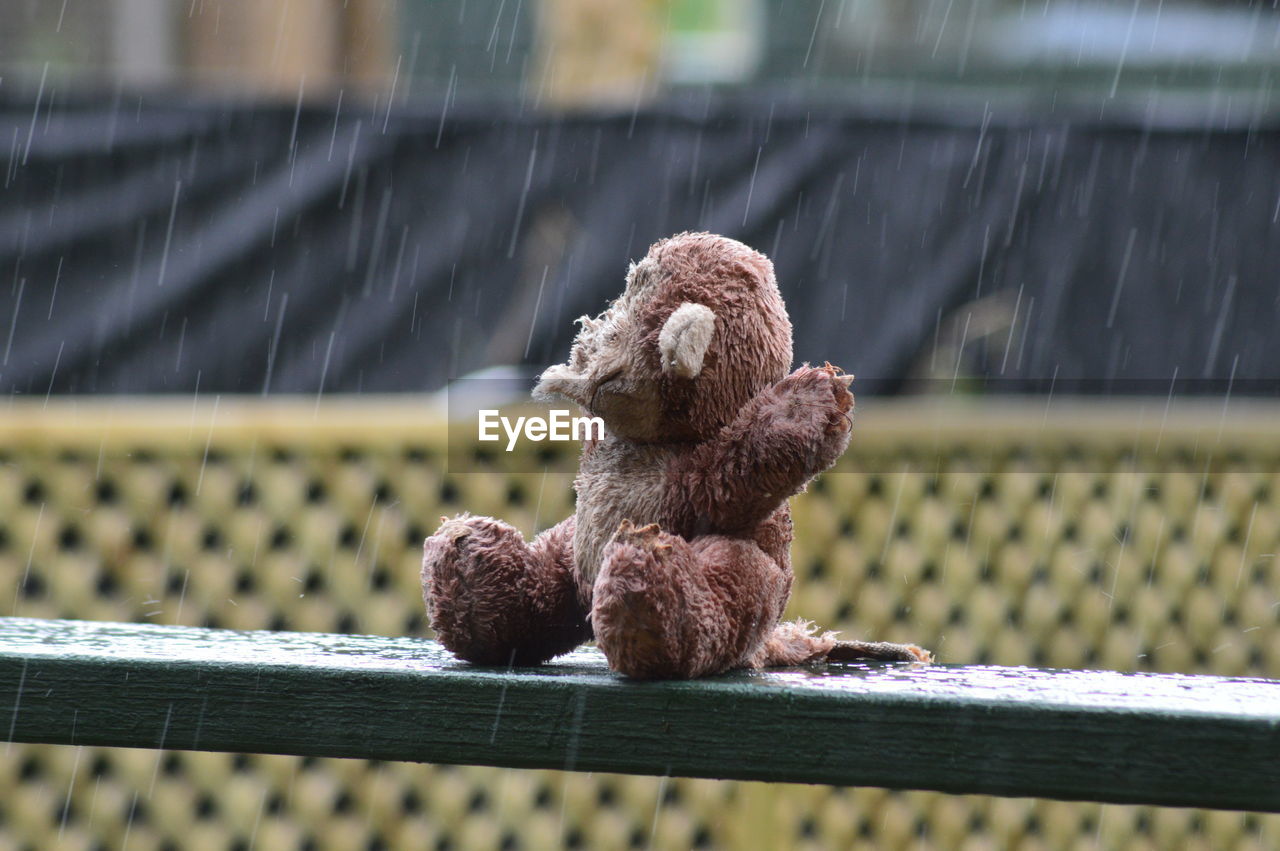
[593,522,788,679]
[422,513,588,666]
[590,521,692,678]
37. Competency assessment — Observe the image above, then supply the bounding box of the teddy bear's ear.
[658,302,716,378]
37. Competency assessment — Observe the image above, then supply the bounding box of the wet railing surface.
[2,617,1277,813]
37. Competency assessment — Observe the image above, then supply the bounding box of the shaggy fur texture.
[422,232,932,678]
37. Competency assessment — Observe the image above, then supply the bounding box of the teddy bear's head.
[535,232,792,442]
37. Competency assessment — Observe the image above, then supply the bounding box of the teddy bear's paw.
[593,527,695,678]
[776,365,854,430]
[421,515,536,665]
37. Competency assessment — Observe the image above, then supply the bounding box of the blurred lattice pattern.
[0,397,1277,850]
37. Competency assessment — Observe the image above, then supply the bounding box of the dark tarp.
[0,89,1277,397]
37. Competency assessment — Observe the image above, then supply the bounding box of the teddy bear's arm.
[683,364,853,532]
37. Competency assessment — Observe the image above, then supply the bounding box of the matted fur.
[422,232,931,678]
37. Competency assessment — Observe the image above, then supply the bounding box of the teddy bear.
[422,232,931,678]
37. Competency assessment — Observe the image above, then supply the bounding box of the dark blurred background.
[0,0,1278,396]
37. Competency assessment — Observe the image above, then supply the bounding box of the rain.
[0,0,1278,848]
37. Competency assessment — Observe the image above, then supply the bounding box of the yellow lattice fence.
[0,397,1277,850]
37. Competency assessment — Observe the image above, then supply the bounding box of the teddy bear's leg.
[591,521,789,679]
[422,513,590,666]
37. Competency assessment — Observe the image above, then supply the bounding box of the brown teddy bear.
[422,232,931,678]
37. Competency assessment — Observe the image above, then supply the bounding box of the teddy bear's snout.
[588,367,626,411]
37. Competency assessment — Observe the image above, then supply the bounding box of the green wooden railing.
[2,617,1277,814]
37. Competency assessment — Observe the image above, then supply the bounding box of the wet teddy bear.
[422,232,931,678]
